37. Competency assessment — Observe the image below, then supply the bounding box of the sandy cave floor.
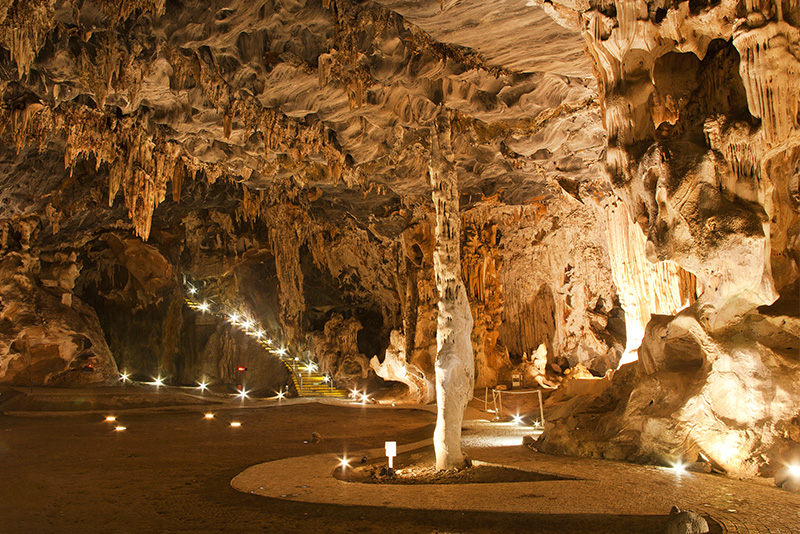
[0,385,798,534]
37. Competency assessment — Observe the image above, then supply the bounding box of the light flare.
[672,461,687,474]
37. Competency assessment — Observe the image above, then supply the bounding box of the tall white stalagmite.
[429,111,474,470]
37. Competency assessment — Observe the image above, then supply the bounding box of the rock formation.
[429,111,474,470]
[0,0,795,477]
[534,0,800,476]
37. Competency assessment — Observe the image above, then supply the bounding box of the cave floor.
[0,386,797,534]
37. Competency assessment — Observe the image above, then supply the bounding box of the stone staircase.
[183,290,349,399]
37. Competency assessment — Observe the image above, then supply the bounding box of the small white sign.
[385,441,397,468]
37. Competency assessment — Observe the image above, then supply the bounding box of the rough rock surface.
[0,0,796,478]
[0,0,615,395]
[535,0,800,476]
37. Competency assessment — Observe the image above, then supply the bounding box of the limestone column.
[429,111,474,470]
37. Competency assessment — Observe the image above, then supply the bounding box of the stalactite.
[605,200,697,365]
[0,0,55,78]
[733,23,800,146]
[461,220,504,387]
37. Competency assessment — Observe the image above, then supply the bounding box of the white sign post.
[385,441,397,469]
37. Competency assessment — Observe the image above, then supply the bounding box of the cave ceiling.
[0,0,604,244]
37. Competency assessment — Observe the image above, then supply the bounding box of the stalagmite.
[429,111,474,471]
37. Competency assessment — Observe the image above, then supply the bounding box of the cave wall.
[536,0,800,475]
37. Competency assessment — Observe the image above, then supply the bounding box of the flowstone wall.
[536,0,800,476]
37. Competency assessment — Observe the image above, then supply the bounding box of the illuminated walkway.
[232,416,800,534]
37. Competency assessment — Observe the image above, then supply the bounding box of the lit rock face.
[0,226,117,386]
[370,329,435,403]
[309,312,370,389]
[0,0,619,394]
[537,0,800,475]
[429,112,473,470]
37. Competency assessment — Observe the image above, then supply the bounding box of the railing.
[485,387,545,426]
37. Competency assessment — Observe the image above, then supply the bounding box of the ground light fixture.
[274,389,286,400]
[339,456,350,469]
[230,422,242,427]
[119,372,129,383]
[512,414,524,425]
[198,381,208,391]
[788,464,800,477]
[114,426,126,432]
[105,415,116,422]
[204,413,214,419]
[152,376,164,387]
[385,441,396,469]
[198,302,210,313]
[672,461,687,474]
[237,389,248,399]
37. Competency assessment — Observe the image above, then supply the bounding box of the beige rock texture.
[535,0,800,476]
[430,111,474,470]
[0,0,795,477]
